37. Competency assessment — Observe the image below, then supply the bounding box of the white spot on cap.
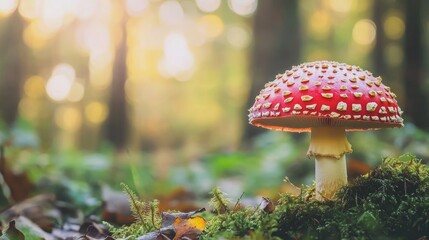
[273,103,280,110]
[283,91,292,96]
[330,112,340,118]
[299,85,309,91]
[284,97,294,103]
[321,105,330,111]
[294,104,302,110]
[263,102,272,109]
[366,102,378,112]
[282,107,291,113]
[306,104,317,110]
[301,95,313,101]
[352,104,362,112]
[336,102,347,111]
[353,92,363,98]
[322,86,331,91]
[321,93,333,98]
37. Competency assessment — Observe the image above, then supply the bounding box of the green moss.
[202,154,429,239]
[106,183,162,239]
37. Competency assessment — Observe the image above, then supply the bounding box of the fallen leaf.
[136,208,206,240]
[101,185,134,225]
[173,216,206,240]
[161,208,205,227]
[0,194,58,231]
[78,220,111,239]
[0,220,25,240]
[259,197,274,213]
[136,226,175,240]
[14,216,54,240]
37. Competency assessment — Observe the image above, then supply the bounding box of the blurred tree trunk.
[403,0,429,130]
[244,0,301,140]
[372,0,386,74]
[105,17,128,149]
[0,12,25,126]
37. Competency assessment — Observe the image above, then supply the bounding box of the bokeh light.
[24,76,45,99]
[158,33,195,79]
[309,10,331,40]
[23,21,53,49]
[125,0,148,16]
[226,25,251,49]
[18,0,41,20]
[196,0,221,13]
[46,63,76,101]
[352,19,376,45]
[75,22,111,54]
[55,106,82,131]
[384,14,405,40]
[329,0,352,13]
[85,101,108,124]
[228,0,257,16]
[67,82,85,102]
[0,0,18,16]
[72,0,98,20]
[159,0,185,26]
[200,14,224,38]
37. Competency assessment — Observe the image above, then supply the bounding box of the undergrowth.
[105,183,162,239]
[202,153,429,239]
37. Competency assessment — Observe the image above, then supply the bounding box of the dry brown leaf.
[172,216,206,240]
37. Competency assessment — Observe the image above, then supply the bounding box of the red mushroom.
[248,61,403,200]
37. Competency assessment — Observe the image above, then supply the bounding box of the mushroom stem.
[308,127,352,200]
[315,155,347,200]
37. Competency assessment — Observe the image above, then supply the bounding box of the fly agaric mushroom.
[248,61,403,200]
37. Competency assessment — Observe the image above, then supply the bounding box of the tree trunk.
[244,0,301,140]
[403,0,429,130]
[372,0,386,74]
[105,17,128,149]
[0,12,25,126]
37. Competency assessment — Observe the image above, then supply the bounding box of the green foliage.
[204,188,277,239]
[202,154,429,239]
[107,183,162,239]
[275,153,429,239]
[208,187,232,214]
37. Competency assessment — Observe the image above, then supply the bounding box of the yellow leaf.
[173,216,206,240]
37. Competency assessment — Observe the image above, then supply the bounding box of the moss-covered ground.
[202,154,429,239]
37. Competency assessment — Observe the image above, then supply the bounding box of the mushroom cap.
[248,61,404,132]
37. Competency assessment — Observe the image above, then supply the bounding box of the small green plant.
[208,187,232,214]
[106,183,161,239]
[204,187,277,239]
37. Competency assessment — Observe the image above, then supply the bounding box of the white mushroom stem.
[307,127,352,201]
[315,155,347,200]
